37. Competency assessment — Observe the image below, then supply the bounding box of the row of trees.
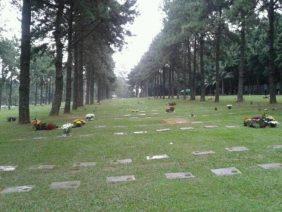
[13,0,137,123]
[128,0,282,104]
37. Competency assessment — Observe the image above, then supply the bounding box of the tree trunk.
[191,37,197,101]
[268,0,277,104]
[19,0,31,124]
[199,34,205,101]
[40,79,43,105]
[34,81,38,106]
[187,38,192,100]
[0,66,5,110]
[64,0,73,113]
[85,64,90,105]
[215,14,221,103]
[8,77,12,110]
[50,0,65,116]
[77,14,84,107]
[237,15,246,103]
[162,70,166,99]
[90,64,95,104]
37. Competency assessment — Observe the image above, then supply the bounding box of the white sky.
[113,0,164,77]
[0,0,164,77]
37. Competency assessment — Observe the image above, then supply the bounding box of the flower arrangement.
[61,123,73,136]
[73,119,86,128]
[85,114,95,121]
[166,105,175,113]
[32,119,58,131]
[244,114,279,128]
[227,104,232,109]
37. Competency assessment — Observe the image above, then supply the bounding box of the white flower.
[85,114,95,121]
[61,123,73,130]
[269,121,279,125]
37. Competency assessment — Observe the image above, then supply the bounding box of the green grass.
[0,96,281,211]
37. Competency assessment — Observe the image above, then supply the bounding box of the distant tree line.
[128,0,282,104]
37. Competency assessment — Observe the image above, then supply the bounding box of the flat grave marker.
[211,167,241,176]
[225,147,249,152]
[226,125,238,129]
[73,162,96,168]
[271,145,282,149]
[204,125,219,129]
[50,181,80,190]
[191,121,203,124]
[146,154,169,160]
[180,127,194,131]
[133,131,147,134]
[114,132,127,136]
[95,125,107,129]
[32,137,46,140]
[193,151,215,156]
[114,159,132,165]
[107,175,135,184]
[258,163,281,170]
[156,128,171,132]
[0,165,17,172]
[165,172,195,180]
[1,185,34,194]
[29,165,55,170]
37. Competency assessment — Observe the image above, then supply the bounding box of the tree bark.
[40,79,43,105]
[268,0,277,104]
[89,64,95,104]
[19,0,31,124]
[199,34,205,101]
[215,14,221,103]
[8,77,12,110]
[191,37,197,101]
[50,0,65,116]
[64,0,73,113]
[34,81,38,106]
[237,15,246,103]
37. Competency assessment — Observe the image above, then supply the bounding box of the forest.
[0,0,137,123]
[128,0,282,103]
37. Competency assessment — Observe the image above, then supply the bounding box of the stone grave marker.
[1,185,34,194]
[156,128,171,132]
[180,127,194,131]
[258,163,281,170]
[114,159,132,165]
[114,132,126,136]
[73,162,96,168]
[29,165,55,170]
[225,147,249,152]
[50,181,80,190]
[0,165,17,172]
[272,145,282,149]
[226,125,237,129]
[146,154,169,160]
[211,167,241,176]
[192,151,215,156]
[165,172,195,180]
[204,125,218,129]
[133,131,147,134]
[107,175,135,183]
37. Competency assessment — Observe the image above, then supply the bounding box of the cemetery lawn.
[0,96,281,211]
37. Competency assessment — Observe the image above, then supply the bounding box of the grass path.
[0,96,281,211]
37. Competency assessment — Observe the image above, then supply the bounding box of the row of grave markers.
[113,125,240,136]
[1,148,281,194]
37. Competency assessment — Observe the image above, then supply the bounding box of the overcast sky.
[0,0,164,77]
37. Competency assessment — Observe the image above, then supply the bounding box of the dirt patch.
[161,118,190,125]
